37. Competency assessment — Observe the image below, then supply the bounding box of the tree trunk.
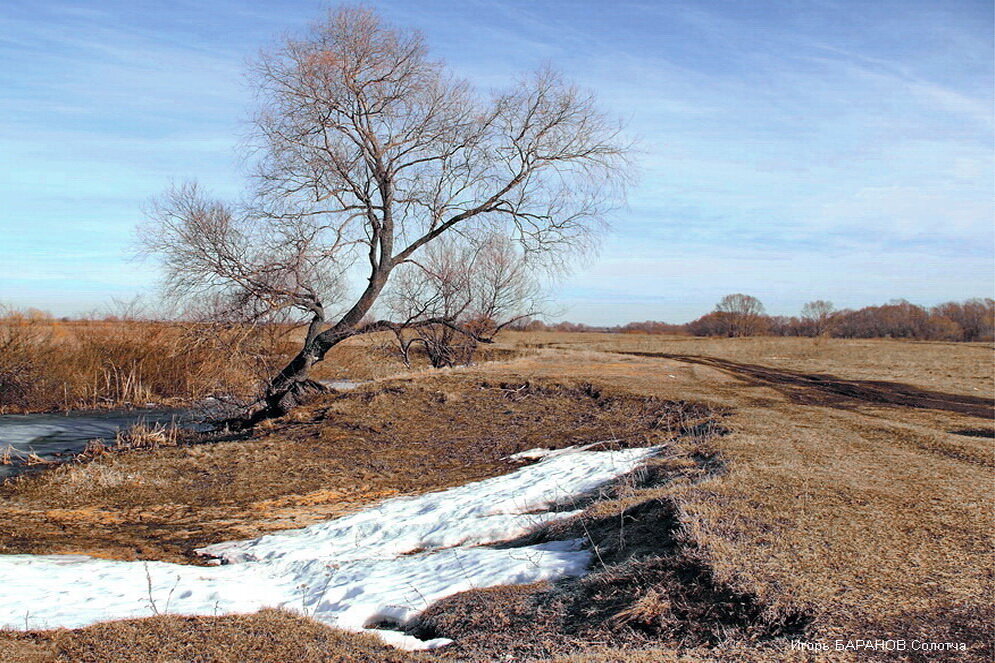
[250,270,391,424]
[261,341,334,417]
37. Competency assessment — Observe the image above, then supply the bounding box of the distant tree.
[140,7,630,420]
[713,293,768,337]
[932,299,994,342]
[924,314,963,341]
[686,311,735,337]
[504,317,534,332]
[766,315,800,337]
[801,300,835,336]
[96,296,151,323]
[25,308,52,321]
[716,293,765,317]
[831,300,930,339]
[687,296,988,342]
[617,320,685,335]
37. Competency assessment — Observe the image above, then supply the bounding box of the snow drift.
[0,445,658,650]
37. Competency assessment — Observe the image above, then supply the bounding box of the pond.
[0,408,205,481]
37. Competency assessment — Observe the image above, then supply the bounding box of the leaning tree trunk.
[262,341,334,416]
[253,271,391,424]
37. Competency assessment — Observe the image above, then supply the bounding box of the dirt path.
[618,351,995,419]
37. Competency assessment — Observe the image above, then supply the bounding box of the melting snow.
[0,445,658,650]
[507,441,611,461]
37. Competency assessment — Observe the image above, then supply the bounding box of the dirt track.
[619,352,995,419]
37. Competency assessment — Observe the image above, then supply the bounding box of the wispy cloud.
[0,0,990,321]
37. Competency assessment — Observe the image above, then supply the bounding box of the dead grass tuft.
[57,463,148,493]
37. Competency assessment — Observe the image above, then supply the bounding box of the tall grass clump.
[0,306,298,413]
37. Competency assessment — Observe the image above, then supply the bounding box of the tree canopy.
[141,6,631,418]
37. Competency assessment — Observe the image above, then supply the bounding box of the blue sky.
[1,0,991,324]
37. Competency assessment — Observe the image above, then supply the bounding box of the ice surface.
[0,445,658,650]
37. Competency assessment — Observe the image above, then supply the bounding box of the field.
[1,333,992,662]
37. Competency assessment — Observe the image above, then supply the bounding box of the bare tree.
[932,298,994,342]
[140,7,629,420]
[801,300,835,336]
[385,234,541,367]
[714,293,767,337]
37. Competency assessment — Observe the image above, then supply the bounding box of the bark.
[257,270,390,420]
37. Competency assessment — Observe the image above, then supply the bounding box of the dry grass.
[501,331,993,397]
[0,333,991,661]
[0,609,419,663]
[415,445,813,661]
[0,314,529,414]
[455,341,994,660]
[0,317,264,413]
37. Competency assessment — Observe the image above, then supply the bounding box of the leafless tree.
[714,293,767,337]
[385,234,541,367]
[801,300,835,336]
[932,298,994,342]
[140,7,629,420]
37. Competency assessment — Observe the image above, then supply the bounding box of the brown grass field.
[1,332,992,662]
[0,316,518,414]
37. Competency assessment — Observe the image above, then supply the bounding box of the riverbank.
[0,314,528,416]
[0,375,700,564]
[0,408,207,481]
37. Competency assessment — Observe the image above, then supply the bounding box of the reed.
[0,309,296,413]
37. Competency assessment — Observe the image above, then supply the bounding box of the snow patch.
[507,441,610,461]
[0,445,658,650]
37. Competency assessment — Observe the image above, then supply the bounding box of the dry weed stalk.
[113,421,180,451]
[0,310,306,413]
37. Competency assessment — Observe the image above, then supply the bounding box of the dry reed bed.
[0,315,529,414]
[0,318,264,413]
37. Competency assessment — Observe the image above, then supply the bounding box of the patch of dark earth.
[619,352,994,419]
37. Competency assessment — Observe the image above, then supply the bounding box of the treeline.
[690,295,994,341]
[511,319,686,334]
[512,295,995,342]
